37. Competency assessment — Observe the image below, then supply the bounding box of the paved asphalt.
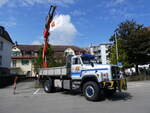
[0,80,150,113]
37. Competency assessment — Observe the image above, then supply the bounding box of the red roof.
[17,45,41,51]
[12,44,86,59]
[16,44,85,53]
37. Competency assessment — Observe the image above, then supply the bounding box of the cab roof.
[81,54,95,59]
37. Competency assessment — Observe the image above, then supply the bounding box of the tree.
[109,20,150,74]
[34,44,64,73]
[108,40,129,68]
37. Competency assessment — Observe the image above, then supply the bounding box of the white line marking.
[33,88,40,95]
[34,93,46,95]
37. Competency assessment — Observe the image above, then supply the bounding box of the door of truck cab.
[71,56,82,79]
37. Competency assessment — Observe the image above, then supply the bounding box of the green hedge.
[127,74,150,81]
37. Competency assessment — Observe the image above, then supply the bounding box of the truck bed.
[39,66,67,76]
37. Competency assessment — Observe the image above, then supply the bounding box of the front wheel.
[83,81,103,101]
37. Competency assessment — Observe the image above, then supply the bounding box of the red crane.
[42,5,56,68]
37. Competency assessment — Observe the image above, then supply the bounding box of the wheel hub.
[86,86,95,97]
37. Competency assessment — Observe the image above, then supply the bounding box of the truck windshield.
[111,66,119,74]
[81,57,98,64]
[111,66,120,79]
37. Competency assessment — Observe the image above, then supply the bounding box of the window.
[81,57,100,64]
[0,41,3,50]
[65,52,74,56]
[21,60,29,65]
[12,51,21,56]
[0,56,2,65]
[32,59,35,64]
[98,50,101,54]
[34,52,38,56]
[25,51,31,56]
[12,60,16,67]
[106,49,109,53]
[72,58,81,65]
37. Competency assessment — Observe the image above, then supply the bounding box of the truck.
[38,54,127,101]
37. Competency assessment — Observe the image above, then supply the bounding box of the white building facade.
[11,45,40,76]
[0,26,13,76]
[89,43,112,64]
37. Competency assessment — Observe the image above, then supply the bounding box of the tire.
[83,81,103,101]
[43,79,54,93]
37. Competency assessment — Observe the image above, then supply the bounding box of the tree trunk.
[135,64,139,75]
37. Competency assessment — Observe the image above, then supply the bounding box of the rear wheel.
[43,79,54,93]
[83,81,103,101]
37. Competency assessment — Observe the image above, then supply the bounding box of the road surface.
[0,81,150,113]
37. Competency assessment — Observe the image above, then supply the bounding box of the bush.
[127,74,150,81]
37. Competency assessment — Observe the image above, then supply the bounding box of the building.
[11,44,85,77]
[11,44,40,76]
[89,43,112,64]
[0,26,13,76]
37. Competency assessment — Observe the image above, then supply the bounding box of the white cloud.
[0,0,76,7]
[50,0,76,7]
[0,0,8,7]
[0,20,16,27]
[71,10,86,16]
[32,14,77,45]
[50,14,77,45]
[0,16,17,28]
[106,0,126,7]
[22,0,47,6]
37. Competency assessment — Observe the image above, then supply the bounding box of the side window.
[12,60,16,67]
[22,60,29,65]
[72,58,81,65]
[0,41,3,51]
[12,51,21,56]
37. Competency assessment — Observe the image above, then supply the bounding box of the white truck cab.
[71,54,115,81]
[39,54,127,101]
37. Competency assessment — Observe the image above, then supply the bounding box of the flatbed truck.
[38,54,127,101]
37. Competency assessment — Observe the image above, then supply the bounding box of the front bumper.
[101,79,127,91]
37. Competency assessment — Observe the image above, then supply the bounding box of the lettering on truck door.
[71,57,82,79]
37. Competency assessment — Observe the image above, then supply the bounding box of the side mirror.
[91,62,94,67]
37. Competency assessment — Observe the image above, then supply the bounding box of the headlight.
[101,73,109,81]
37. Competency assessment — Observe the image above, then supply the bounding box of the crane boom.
[42,5,56,68]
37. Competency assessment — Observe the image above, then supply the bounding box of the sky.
[0,0,150,47]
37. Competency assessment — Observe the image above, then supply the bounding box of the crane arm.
[42,5,56,68]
